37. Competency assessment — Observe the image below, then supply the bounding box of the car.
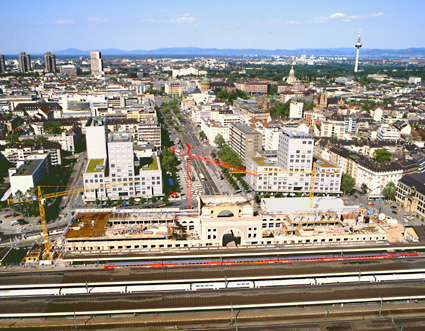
[391,206,397,209]
[392,211,397,215]
[367,202,375,205]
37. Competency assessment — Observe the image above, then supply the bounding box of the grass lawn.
[86,159,104,173]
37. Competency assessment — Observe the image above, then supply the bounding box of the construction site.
[60,195,405,257]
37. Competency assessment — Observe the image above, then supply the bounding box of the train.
[103,251,419,269]
[1,272,424,298]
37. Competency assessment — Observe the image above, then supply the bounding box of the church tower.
[319,83,327,107]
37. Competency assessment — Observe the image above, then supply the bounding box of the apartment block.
[229,123,262,164]
[321,119,345,140]
[1,142,61,166]
[200,119,229,147]
[289,100,303,119]
[377,124,400,141]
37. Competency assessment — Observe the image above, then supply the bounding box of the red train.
[104,251,418,269]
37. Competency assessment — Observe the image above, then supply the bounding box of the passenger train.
[103,251,418,269]
[1,272,424,298]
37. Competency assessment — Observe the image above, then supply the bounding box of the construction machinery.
[171,143,338,210]
[8,179,140,260]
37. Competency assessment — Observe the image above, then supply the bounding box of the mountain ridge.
[7,47,425,57]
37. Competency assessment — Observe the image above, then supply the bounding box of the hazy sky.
[1,0,424,54]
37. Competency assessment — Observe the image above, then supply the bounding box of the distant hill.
[52,47,425,57]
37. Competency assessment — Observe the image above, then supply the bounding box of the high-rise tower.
[19,52,31,73]
[44,52,56,73]
[354,28,362,73]
[90,51,103,76]
[0,55,5,74]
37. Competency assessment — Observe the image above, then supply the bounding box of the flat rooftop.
[86,159,105,173]
[14,158,44,176]
[109,132,132,142]
[232,123,261,135]
[250,156,276,167]
[65,213,110,239]
[314,154,338,169]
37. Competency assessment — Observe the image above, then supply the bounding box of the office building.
[90,51,103,75]
[277,129,313,172]
[44,52,56,73]
[83,117,162,201]
[246,128,341,195]
[229,123,262,165]
[19,52,31,73]
[0,55,5,74]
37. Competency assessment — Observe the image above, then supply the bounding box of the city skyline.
[1,0,424,54]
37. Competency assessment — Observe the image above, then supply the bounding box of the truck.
[199,173,205,181]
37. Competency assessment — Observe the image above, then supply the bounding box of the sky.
[1,0,424,54]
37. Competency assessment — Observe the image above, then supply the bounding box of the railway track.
[1,281,425,317]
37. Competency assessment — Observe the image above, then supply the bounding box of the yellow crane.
[8,179,140,259]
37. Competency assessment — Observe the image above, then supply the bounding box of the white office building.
[289,101,303,119]
[246,128,341,194]
[277,129,313,172]
[83,121,163,202]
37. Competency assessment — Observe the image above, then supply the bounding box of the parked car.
[392,211,397,215]
[367,202,375,205]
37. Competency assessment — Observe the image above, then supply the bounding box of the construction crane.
[171,143,337,210]
[8,179,140,259]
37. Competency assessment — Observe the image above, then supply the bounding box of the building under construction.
[61,196,400,257]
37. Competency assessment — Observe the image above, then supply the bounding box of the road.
[181,131,220,195]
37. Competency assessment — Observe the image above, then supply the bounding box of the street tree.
[361,183,368,194]
[214,134,225,147]
[152,196,157,203]
[128,197,135,205]
[199,131,206,139]
[94,198,100,206]
[117,197,123,206]
[161,148,178,173]
[382,181,397,200]
[341,173,356,195]
[139,197,146,204]
[106,197,112,207]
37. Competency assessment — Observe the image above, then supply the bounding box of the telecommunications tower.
[354,28,362,72]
